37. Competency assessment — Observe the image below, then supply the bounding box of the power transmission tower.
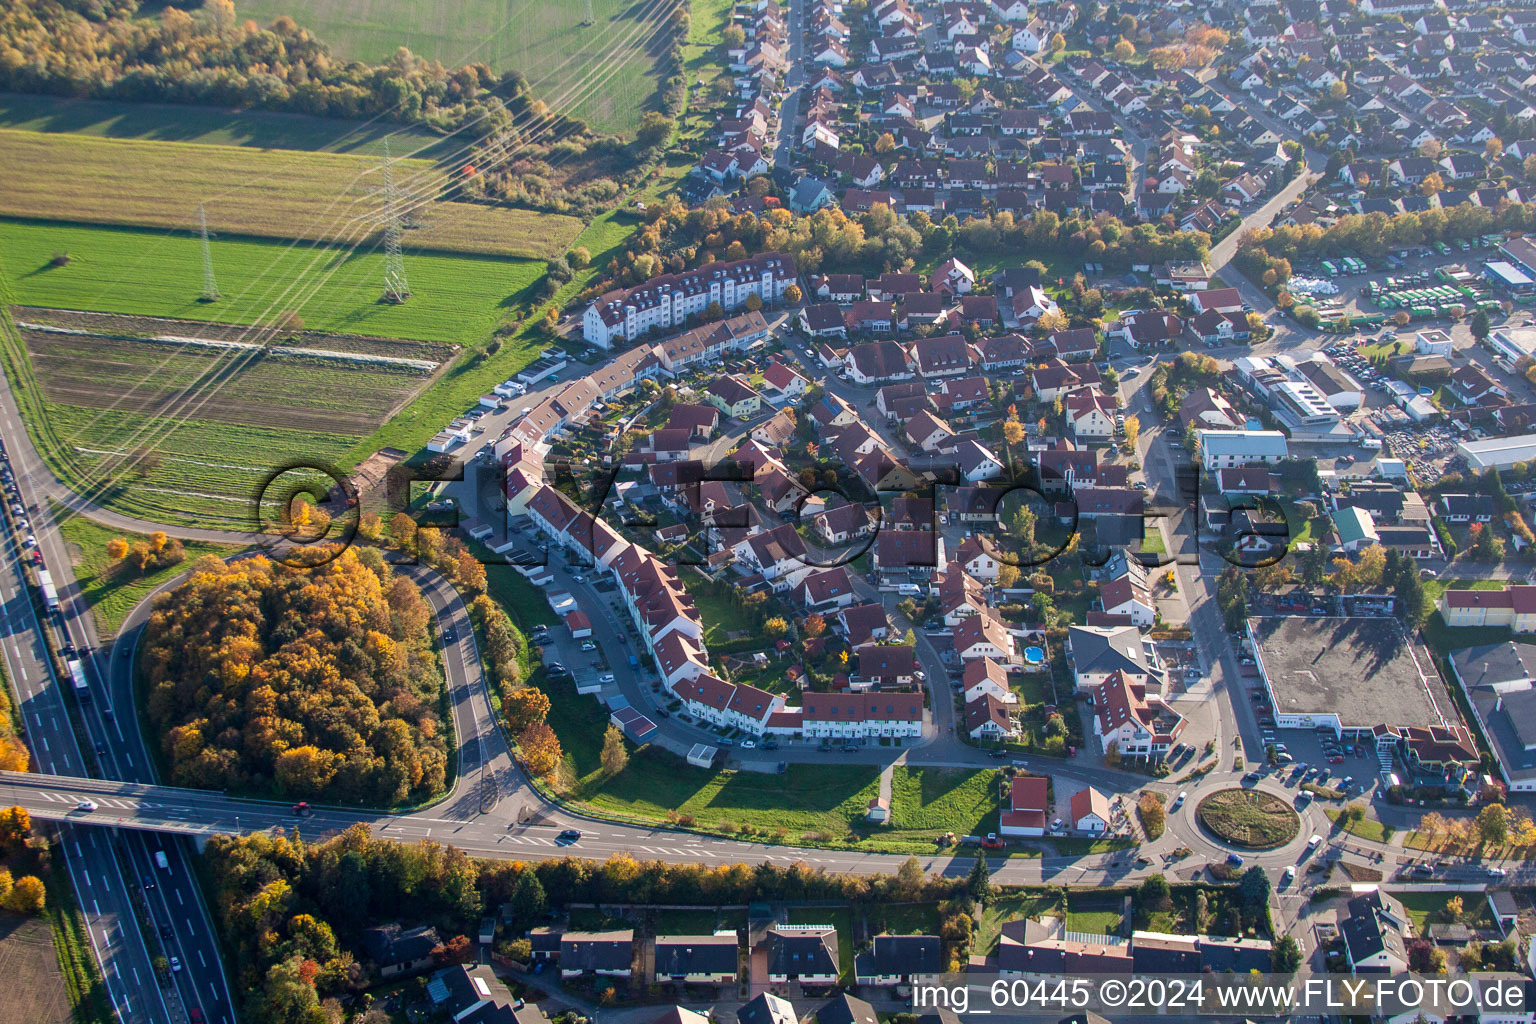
[582,0,594,25]
[381,140,411,304]
[196,203,220,303]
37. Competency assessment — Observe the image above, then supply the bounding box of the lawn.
[1012,673,1052,707]
[974,890,1064,954]
[1324,809,1391,843]
[231,0,685,136]
[55,511,247,635]
[1066,892,1124,936]
[528,708,984,853]
[888,767,1000,836]
[869,902,941,936]
[0,130,583,260]
[1394,892,1495,934]
[0,93,450,158]
[681,574,760,645]
[486,565,562,631]
[1419,576,1505,607]
[653,908,728,935]
[0,218,546,346]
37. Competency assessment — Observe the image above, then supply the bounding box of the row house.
[800,691,924,742]
[675,673,785,734]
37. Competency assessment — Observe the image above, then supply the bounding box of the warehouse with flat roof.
[1246,616,1456,741]
[1458,434,1536,472]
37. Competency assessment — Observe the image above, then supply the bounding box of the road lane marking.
[175,889,183,906]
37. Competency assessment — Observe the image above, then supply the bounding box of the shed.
[687,743,718,768]
[566,610,593,638]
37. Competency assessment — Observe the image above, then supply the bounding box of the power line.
[196,203,220,303]
[381,139,411,304]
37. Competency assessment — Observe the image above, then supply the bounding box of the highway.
[0,507,173,1023]
[0,374,236,1022]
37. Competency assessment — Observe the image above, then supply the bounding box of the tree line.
[140,547,449,806]
[206,825,986,1023]
[588,193,1213,300]
[0,0,586,140]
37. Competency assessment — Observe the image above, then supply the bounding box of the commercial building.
[1458,434,1536,472]
[1198,430,1290,471]
[1246,617,1474,771]
[1484,260,1536,299]
[1488,326,1536,364]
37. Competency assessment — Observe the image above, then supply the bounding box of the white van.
[1361,438,1383,451]
[154,851,169,871]
[897,583,923,596]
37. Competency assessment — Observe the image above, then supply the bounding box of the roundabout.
[1196,787,1301,850]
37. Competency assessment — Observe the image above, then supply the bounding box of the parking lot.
[1286,238,1507,324]
[1244,685,1378,798]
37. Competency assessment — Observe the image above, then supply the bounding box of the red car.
[1328,755,1344,764]
[980,833,1005,850]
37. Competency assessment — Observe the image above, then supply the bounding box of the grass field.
[55,512,247,635]
[11,301,450,527]
[0,92,452,157]
[888,767,1000,836]
[0,914,74,1024]
[527,677,997,852]
[232,0,687,136]
[1324,809,1391,843]
[0,218,543,346]
[0,130,583,261]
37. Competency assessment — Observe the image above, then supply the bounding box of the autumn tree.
[1123,415,1140,446]
[7,874,44,914]
[802,613,826,638]
[765,616,788,638]
[455,550,487,593]
[357,511,384,543]
[1003,419,1025,445]
[997,563,1021,588]
[0,806,30,852]
[106,537,129,560]
[504,689,550,734]
[275,746,340,797]
[389,512,417,550]
[142,550,449,806]
[600,725,629,776]
[1113,39,1135,61]
[784,283,803,303]
[1477,803,1510,846]
[519,723,563,779]
[432,934,474,966]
